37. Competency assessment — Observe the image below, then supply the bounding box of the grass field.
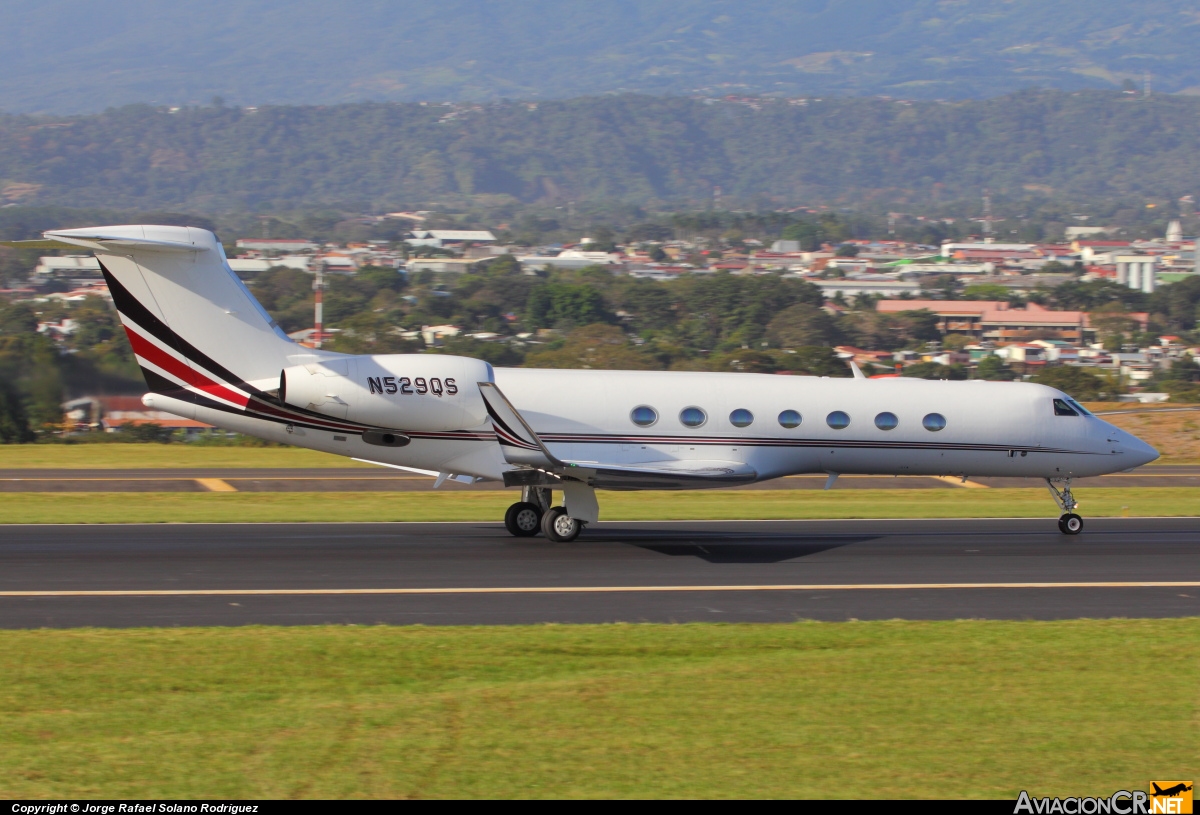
[1,621,1196,798]
[0,487,1194,523]
[0,445,369,469]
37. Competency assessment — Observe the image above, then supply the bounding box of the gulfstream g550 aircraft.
[9,225,1159,539]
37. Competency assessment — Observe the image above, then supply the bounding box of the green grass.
[0,445,370,469]
[0,487,1194,524]
[0,621,1196,798]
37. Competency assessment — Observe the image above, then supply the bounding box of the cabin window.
[729,408,754,428]
[874,411,898,431]
[826,410,851,430]
[1053,398,1079,417]
[630,405,658,427]
[922,413,947,431]
[679,407,707,428]
[778,410,802,429]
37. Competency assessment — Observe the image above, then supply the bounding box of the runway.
[1,518,1198,627]
[0,465,1196,491]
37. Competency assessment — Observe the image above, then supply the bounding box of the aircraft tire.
[1059,513,1083,535]
[504,501,543,537]
[540,506,581,542]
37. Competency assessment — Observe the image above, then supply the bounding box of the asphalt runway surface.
[1,518,1198,627]
[0,465,1196,491]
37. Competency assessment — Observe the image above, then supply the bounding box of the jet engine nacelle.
[280,354,493,431]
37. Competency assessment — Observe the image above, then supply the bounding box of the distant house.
[407,230,496,248]
[516,249,623,271]
[1029,339,1079,363]
[406,258,479,274]
[235,239,318,253]
[876,299,1090,344]
[36,255,102,277]
[62,396,214,434]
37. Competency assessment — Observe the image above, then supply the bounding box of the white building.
[406,230,496,248]
[1114,255,1158,293]
[941,242,1035,255]
[406,258,478,274]
[815,279,922,298]
[517,249,623,271]
[35,256,101,276]
[235,239,318,253]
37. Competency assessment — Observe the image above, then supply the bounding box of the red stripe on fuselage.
[123,327,249,408]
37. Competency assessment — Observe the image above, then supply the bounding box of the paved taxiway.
[0,465,1196,492]
[1,519,1197,627]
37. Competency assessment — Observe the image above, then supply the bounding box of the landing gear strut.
[1046,478,1083,535]
[503,487,552,537]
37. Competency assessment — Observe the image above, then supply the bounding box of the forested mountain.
[3,1,1200,113]
[0,91,1198,212]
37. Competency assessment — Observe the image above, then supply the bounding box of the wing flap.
[570,459,757,490]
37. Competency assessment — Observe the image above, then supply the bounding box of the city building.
[234,239,318,253]
[1113,255,1158,293]
[875,300,1092,344]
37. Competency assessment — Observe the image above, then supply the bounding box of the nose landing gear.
[1046,478,1083,535]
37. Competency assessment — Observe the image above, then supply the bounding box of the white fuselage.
[160,367,1159,483]
[30,224,1157,501]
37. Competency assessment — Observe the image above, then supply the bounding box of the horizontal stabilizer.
[0,239,85,250]
[42,228,200,252]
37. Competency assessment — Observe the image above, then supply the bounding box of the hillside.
[0,91,1198,211]
[2,1,1200,113]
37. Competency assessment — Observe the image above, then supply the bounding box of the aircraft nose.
[1096,420,1159,468]
[1126,435,1160,468]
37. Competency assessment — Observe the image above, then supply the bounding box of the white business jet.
[8,226,1159,539]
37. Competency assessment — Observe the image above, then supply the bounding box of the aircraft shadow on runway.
[586,531,876,563]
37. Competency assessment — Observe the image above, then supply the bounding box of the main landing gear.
[1046,478,1083,535]
[503,487,584,542]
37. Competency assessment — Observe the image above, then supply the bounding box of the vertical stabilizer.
[45,225,300,407]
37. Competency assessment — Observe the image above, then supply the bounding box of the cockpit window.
[1053,398,1079,417]
[1067,399,1092,416]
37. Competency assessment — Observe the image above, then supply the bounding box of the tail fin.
[46,225,298,408]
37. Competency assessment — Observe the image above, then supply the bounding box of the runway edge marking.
[5,581,1200,597]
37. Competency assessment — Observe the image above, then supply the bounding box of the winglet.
[848,360,866,380]
[477,382,561,469]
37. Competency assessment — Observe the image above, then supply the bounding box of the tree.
[1031,366,1106,400]
[524,324,655,370]
[901,362,968,380]
[526,283,612,329]
[974,355,1015,381]
[941,333,973,351]
[766,304,838,348]
[779,346,849,377]
[1089,303,1140,351]
[963,283,1011,301]
[0,380,32,443]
